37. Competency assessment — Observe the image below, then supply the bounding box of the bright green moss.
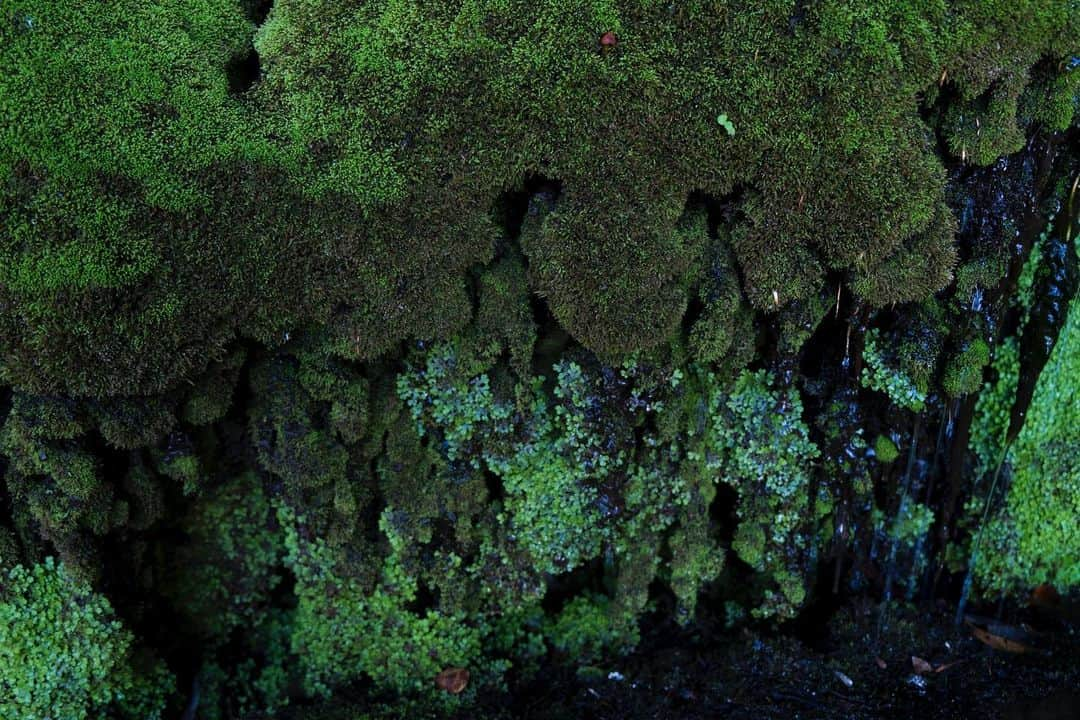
[874,435,901,464]
[955,254,1009,303]
[0,0,254,208]
[974,278,1080,594]
[678,367,822,619]
[7,0,1071,396]
[398,344,614,575]
[970,338,1019,480]
[1,2,1077,713]
[281,506,495,707]
[545,593,637,662]
[942,78,1027,165]
[0,558,172,720]
[397,341,514,465]
[1020,58,1080,131]
[489,361,613,573]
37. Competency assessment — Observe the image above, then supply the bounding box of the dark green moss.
[1,2,1078,716]
[6,0,1074,394]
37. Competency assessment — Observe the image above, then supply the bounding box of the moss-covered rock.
[0,557,173,720]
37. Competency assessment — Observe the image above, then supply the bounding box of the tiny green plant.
[716,113,735,136]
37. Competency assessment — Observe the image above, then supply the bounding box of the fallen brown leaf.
[970,625,1033,654]
[911,656,933,674]
[435,667,469,694]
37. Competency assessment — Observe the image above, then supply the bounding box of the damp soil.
[451,598,1080,720]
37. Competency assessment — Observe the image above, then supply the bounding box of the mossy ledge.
[1,1,1079,718]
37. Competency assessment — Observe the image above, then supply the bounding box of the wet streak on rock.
[940,132,1070,532]
[1009,166,1080,442]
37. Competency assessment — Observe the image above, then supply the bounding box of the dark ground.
[473,598,1080,720]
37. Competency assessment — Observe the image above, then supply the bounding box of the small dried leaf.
[435,667,469,694]
[965,616,1039,654]
[911,656,933,674]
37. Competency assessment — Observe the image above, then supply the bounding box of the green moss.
[6,0,1068,396]
[973,277,1080,594]
[180,348,246,426]
[677,367,822,619]
[0,393,115,567]
[0,557,173,720]
[969,337,1019,480]
[520,189,704,355]
[943,338,990,398]
[689,231,755,367]
[167,474,293,719]
[545,593,637,662]
[888,502,935,546]
[1,0,1077,712]
[250,358,350,492]
[860,328,928,412]
[91,396,177,450]
[281,507,496,707]
[153,433,204,494]
[954,253,1009,304]
[873,435,900,464]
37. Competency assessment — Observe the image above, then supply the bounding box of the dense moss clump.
[971,241,1080,594]
[678,367,824,618]
[4,0,1077,395]
[861,328,929,411]
[166,474,292,719]
[0,557,173,720]
[0,1,1078,717]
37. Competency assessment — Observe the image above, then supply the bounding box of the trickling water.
[955,444,1011,626]
[877,417,920,641]
[1008,176,1080,442]
[939,132,1071,579]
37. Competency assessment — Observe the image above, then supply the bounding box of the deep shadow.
[244,0,274,25]
[226,46,261,95]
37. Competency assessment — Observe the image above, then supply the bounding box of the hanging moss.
[1,1,1078,716]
